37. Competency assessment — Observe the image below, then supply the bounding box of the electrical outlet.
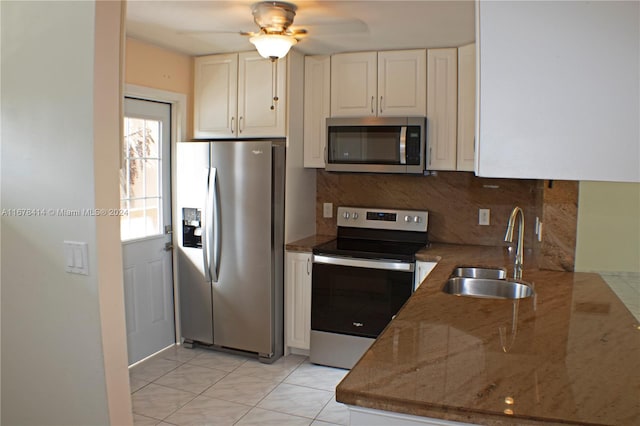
[323,202,333,218]
[479,209,490,226]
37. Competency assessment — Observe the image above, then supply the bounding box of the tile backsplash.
[316,170,578,271]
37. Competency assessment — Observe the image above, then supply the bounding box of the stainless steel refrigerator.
[175,140,285,363]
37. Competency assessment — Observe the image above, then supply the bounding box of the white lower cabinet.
[285,251,312,352]
[415,261,438,290]
[349,406,476,426]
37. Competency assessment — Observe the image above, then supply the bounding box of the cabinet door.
[427,48,458,171]
[331,51,377,117]
[237,51,286,137]
[285,251,312,351]
[476,1,639,181]
[414,261,437,290]
[304,56,331,168]
[378,50,426,116]
[194,53,238,138]
[456,43,476,172]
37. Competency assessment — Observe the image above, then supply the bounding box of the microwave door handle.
[399,126,407,165]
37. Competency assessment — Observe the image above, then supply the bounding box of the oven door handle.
[313,255,414,272]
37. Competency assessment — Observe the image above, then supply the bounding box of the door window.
[120,115,163,240]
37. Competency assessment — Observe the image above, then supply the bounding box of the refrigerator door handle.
[202,167,214,283]
[211,167,221,282]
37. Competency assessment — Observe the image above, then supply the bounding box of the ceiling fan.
[243,1,306,59]
[179,1,367,60]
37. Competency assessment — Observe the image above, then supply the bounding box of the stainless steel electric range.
[310,206,429,369]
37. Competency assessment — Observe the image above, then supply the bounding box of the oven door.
[311,255,414,339]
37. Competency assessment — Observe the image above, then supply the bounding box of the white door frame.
[124,84,187,345]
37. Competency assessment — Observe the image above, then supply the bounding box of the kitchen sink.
[442,277,534,299]
[451,267,507,280]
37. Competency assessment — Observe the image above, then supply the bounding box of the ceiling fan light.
[249,34,297,59]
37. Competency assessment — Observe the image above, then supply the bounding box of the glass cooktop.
[313,238,427,262]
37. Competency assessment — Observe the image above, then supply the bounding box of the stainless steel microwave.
[325,117,426,174]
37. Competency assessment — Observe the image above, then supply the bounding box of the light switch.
[64,241,89,275]
[65,246,75,268]
[73,247,83,268]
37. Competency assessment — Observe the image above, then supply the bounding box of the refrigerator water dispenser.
[182,207,202,248]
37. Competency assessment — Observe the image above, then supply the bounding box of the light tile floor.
[130,346,349,426]
[600,272,640,321]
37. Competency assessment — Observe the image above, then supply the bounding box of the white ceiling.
[126,0,476,57]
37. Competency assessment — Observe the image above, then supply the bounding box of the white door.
[121,97,175,365]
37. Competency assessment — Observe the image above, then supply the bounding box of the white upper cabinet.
[194,53,238,138]
[237,52,286,137]
[303,55,331,168]
[331,51,377,117]
[456,43,476,172]
[194,51,286,138]
[378,50,427,116]
[331,50,426,117]
[476,1,639,182]
[426,48,458,171]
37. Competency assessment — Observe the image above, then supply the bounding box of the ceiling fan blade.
[286,28,308,37]
[296,19,369,37]
[176,29,255,36]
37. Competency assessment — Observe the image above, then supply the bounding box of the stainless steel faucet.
[504,206,525,280]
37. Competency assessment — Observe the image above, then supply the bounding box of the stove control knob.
[352,212,359,220]
[414,216,422,223]
[404,215,412,223]
[343,211,350,219]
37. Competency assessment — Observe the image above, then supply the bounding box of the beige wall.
[575,182,640,272]
[125,37,194,138]
[1,1,130,424]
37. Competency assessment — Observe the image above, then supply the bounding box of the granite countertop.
[336,243,640,426]
[285,234,335,252]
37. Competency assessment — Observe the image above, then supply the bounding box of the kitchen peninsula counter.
[337,243,640,426]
